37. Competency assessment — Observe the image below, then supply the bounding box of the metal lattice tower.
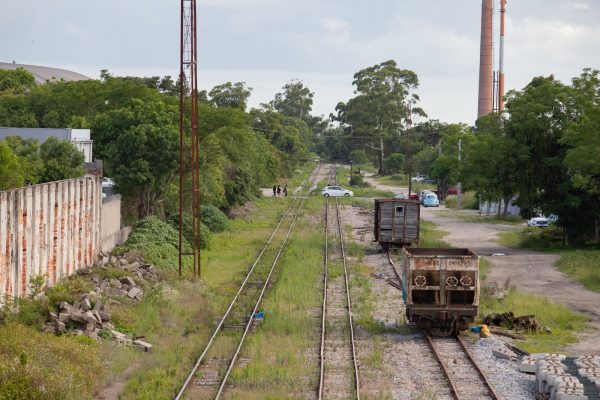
[179,0,201,277]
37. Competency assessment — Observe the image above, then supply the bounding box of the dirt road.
[363,173,600,356]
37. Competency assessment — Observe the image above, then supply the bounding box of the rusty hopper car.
[402,248,480,334]
[374,199,420,248]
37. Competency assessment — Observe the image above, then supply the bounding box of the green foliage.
[479,289,589,353]
[3,135,44,184]
[0,140,25,189]
[200,204,229,232]
[270,79,314,120]
[45,275,95,309]
[334,60,425,174]
[124,216,192,269]
[208,81,252,110]
[9,298,47,329]
[383,153,404,174]
[166,212,212,249]
[97,99,179,218]
[556,249,600,293]
[0,322,102,399]
[0,67,36,95]
[39,136,85,182]
[348,149,368,164]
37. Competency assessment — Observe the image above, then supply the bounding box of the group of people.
[272,184,288,197]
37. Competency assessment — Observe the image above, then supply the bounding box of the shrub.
[10,298,47,329]
[200,204,229,232]
[166,212,212,249]
[348,149,369,164]
[124,215,192,270]
[383,153,404,175]
[46,275,95,309]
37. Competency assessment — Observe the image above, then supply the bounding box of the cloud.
[321,18,348,34]
[574,2,590,11]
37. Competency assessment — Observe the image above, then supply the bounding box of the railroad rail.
[175,164,322,400]
[318,164,361,400]
[426,334,500,400]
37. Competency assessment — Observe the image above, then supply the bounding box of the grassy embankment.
[116,163,316,399]
[0,164,316,400]
[499,227,600,293]
[421,220,588,353]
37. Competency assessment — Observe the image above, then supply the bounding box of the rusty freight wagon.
[374,199,420,248]
[402,248,480,334]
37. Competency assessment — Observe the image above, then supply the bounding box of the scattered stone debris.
[42,252,159,350]
[484,311,551,333]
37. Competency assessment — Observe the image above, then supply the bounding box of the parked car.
[527,216,550,228]
[419,190,435,202]
[411,175,429,182]
[422,193,440,207]
[394,192,407,199]
[322,186,353,197]
[447,187,458,195]
[408,193,420,200]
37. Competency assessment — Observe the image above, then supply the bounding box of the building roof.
[0,62,90,84]
[0,128,91,142]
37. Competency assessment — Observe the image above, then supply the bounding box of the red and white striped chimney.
[498,0,506,112]
[477,0,493,117]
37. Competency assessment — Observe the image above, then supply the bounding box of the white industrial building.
[0,127,93,162]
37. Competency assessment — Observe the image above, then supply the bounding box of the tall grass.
[227,196,324,396]
[479,290,589,353]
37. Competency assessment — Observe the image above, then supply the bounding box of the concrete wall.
[100,195,130,253]
[0,177,101,301]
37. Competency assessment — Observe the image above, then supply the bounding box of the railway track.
[175,164,322,400]
[386,249,498,399]
[318,165,361,400]
[426,335,500,400]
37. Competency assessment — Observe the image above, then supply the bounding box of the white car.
[411,175,428,182]
[322,186,353,197]
[527,216,550,228]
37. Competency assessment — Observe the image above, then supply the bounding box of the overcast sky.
[1,0,599,124]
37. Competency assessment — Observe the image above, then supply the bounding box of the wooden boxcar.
[374,199,420,248]
[402,248,480,334]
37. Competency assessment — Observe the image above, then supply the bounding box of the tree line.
[2,63,598,245]
[0,68,324,220]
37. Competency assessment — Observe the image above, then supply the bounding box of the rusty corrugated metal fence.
[0,176,101,301]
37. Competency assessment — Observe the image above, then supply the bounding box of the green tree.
[383,153,404,174]
[270,80,314,121]
[3,136,43,184]
[208,82,252,110]
[0,68,36,95]
[334,60,425,175]
[100,100,179,219]
[0,141,25,189]
[39,137,85,182]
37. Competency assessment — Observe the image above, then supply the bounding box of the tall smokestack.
[498,0,506,112]
[477,0,493,117]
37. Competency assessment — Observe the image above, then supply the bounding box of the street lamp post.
[349,160,353,185]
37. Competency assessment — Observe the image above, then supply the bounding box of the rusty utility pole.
[179,0,201,277]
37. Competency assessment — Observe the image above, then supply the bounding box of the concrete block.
[93,300,102,311]
[133,339,152,352]
[109,278,122,288]
[85,323,95,332]
[520,358,537,373]
[119,259,129,267]
[80,298,91,312]
[119,276,136,286]
[49,312,58,322]
[91,310,102,323]
[127,287,142,299]
[70,311,86,324]
[55,320,66,333]
[556,392,587,400]
[493,347,518,361]
[58,312,71,323]
[98,311,111,321]
[82,311,97,324]
[60,301,72,311]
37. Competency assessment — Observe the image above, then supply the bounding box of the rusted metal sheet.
[0,177,101,302]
